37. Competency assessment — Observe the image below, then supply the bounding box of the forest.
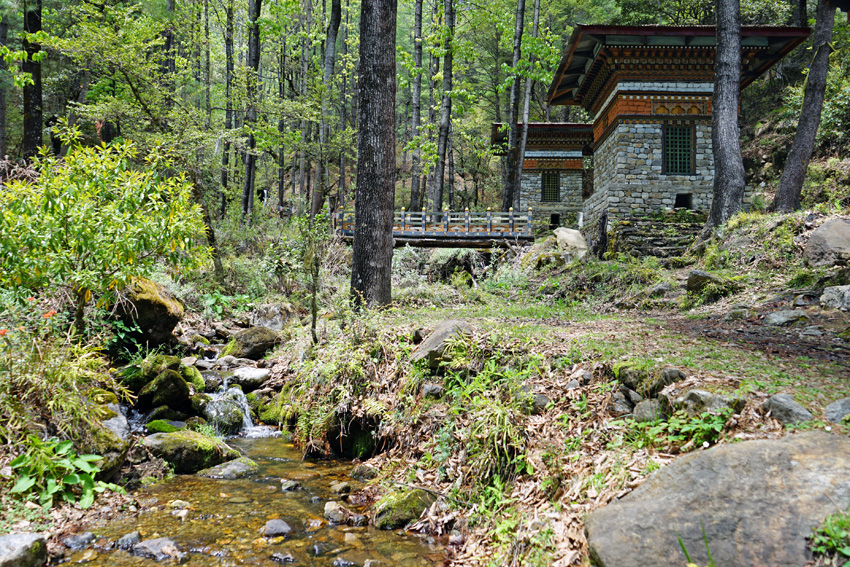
[1,0,850,566]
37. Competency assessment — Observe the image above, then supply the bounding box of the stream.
[71,430,446,566]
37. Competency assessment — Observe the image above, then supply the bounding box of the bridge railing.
[334,208,533,237]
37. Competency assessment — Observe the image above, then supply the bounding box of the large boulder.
[520,237,565,270]
[79,421,130,481]
[137,370,191,412]
[821,285,850,312]
[142,430,240,474]
[116,277,184,346]
[250,303,297,331]
[805,218,850,267]
[553,227,589,260]
[132,538,186,563]
[373,489,437,530]
[0,533,47,567]
[585,432,850,567]
[410,320,473,369]
[230,367,270,392]
[221,327,278,360]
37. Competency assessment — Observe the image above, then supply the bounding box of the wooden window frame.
[541,171,560,203]
[662,123,696,176]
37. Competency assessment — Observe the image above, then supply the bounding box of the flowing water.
[74,432,446,566]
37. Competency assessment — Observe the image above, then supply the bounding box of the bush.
[0,138,209,333]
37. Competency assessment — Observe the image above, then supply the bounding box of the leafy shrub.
[0,137,208,333]
[10,436,123,509]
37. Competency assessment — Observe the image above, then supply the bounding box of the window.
[663,124,695,175]
[541,172,560,202]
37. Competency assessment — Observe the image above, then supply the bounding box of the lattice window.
[541,172,560,202]
[663,125,695,175]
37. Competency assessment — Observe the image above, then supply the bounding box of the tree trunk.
[242,0,263,223]
[204,0,212,128]
[772,0,836,213]
[0,20,7,158]
[221,0,234,218]
[408,0,423,211]
[501,0,525,211]
[702,0,746,234]
[278,41,287,216]
[515,0,540,211]
[22,0,43,160]
[447,122,454,210]
[426,13,439,210]
[350,0,397,308]
[312,0,342,217]
[338,0,349,209]
[163,0,176,77]
[432,0,454,213]
[298,0,313,211]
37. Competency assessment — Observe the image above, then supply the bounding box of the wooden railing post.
[444,208,449,232]
[486,208,492,233]
[509,207,514,233]
[401,207,406,232]
[422,208,427,233]
[464,208,470,234]
[527,208,533,235]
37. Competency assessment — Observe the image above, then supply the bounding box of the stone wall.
[584,119,715,227]
[519,169,583,224]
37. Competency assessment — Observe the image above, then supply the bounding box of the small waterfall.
[206,384,254,435]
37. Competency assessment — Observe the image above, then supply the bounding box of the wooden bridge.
[333,209,535,248]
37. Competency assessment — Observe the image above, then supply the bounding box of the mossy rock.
[191,393,212,415]
[141,430,240,474]
[196,457,259,479]
[117,276,185,346]
[839,327,850,342]
[191,334,211,345]
[79,422,130,481]
[373,489,437,530]
[221,327,278,360]
[89,388,119,405]
[181,365,206,392]
[122,354,180,393]
[137,369,191,412]
[185,416,208,431]
[146,419,184,434]
[146,405,189,423]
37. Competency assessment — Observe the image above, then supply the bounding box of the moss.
[839,327,850,342]
[79,422,130,481]
[128,276,184,318]
[181,365,206,391]
[221,339,238,357]
[137,369,191,411]
[146,419,182,433]
[258,394,285,424]
[373,489,437,530]
[191,393,211,414]
[88,388,119,405]
[146,405,188,422]
[191,334,211,345]
[185,416,208,431]
[142,429,240,473]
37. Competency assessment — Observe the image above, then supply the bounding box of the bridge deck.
[333,210,535,248]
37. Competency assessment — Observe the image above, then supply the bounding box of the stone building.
[495,25,809,230]
[491,123,593,228]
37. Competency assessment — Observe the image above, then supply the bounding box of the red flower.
[0,329,7,336]
[42,310,57,319]
[26,297,34,302]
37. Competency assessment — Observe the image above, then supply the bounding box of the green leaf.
[55,440,74,455]
[63,473,81,485]
[10,454,31,468]
[11,474,36,493]
[79,490,94,509]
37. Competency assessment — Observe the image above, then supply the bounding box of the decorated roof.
[547,25,810,108]
[490,123,594,155]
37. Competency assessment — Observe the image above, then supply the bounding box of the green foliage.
[811,509,850,566]
[611,409,732,452]
[0,294,129,444]
[0,138,208,332]
[10,435,123,509]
